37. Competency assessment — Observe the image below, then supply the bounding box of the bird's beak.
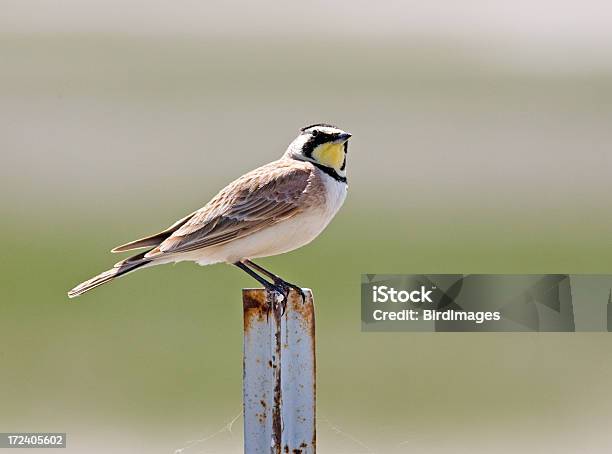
[335,132,352,143]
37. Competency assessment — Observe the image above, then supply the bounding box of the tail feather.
[68,251,152,298]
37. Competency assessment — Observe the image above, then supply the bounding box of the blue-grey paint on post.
[243,288,316,454]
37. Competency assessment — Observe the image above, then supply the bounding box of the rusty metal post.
[243,288,316,454]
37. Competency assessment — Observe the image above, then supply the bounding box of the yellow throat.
[312,142,345,171]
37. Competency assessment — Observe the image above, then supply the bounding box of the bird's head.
[285,123,352,181]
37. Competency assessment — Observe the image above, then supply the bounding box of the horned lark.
[68,123,351,299]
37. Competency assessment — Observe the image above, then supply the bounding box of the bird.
[68,123,351,300]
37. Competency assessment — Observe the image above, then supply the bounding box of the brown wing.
[111,210,197,253]
[145,160,313,258]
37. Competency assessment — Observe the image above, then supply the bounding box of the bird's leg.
[233,261,287,313]
[243,259,306,303]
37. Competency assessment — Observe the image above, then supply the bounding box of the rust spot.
[300,442,307,448]
[260,399,266,408]
[284,446,289,453]
[292,450,302,454]
[288,289,315,336]
[243,289,270,334]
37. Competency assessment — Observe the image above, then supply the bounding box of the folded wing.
[145,161,313,258]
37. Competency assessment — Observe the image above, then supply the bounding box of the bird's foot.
[264,283,288,315]
[273,278,306,304]
[263,280,306,315]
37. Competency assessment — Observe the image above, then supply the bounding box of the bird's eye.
[311,130,319,137]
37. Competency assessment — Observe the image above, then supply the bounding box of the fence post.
[243,288,316,454]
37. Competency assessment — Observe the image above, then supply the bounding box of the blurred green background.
[2,1,612,452]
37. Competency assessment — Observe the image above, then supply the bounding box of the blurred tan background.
[2,1,612,452]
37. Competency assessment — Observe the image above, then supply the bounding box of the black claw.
[273,279,306,304]
[278,286,290,315]
[264,283,288,315]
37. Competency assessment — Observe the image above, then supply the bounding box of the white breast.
[320,170,348,221]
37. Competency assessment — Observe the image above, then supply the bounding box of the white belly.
[190,172,347,265]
